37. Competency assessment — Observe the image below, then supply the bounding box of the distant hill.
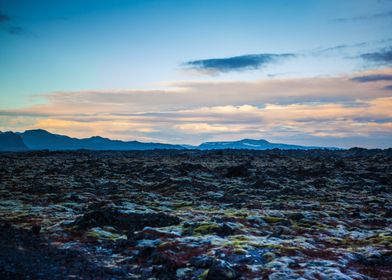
[0,129,339,151]
[0,131,29,151]
[197,138,335,150]
[18,129,185,151]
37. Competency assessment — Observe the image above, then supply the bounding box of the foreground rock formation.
[0,149,391,279]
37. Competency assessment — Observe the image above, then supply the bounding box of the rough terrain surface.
[0,149,391,279]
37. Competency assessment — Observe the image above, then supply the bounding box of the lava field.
[0,149,391,279]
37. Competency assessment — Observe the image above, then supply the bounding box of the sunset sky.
[1,0,392,148]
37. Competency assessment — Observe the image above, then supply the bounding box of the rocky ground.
[0,149,391,279]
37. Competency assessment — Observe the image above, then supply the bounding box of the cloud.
[184,53,295,73]
[0,11,28,36]
[3,97,392,148]
[334,10,392,22]
[183,39,392,76]
[351,74,392,82]
[311,41,369,56]
[1,68,392,147]
[174,123,244,133]
[19,73,389,116]
[360,47,392,64]
[6,26,28,35]
[3,68,392,116]
[0,11,10,22]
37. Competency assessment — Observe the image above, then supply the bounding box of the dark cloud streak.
[351,74,392,82]
[0,10,29,36]
[0,11,10,22]
[334,10,392,22]
[185,53,295,73]
[315,42,368,54]
[360,47,392,65]
[6,26,27,35]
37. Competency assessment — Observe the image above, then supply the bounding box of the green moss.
[224,209,249,218]
[252,243,297,251]
[157,241,169,248]
[234,235,249,241]
[370,234,392,245]
[194,224,220,235]
[263,252,276,262]
[234,248,248,254]
[200,269,209,279]
[172,201,193,209]
[225,235,250,248]
[262,216,285,223]
[86,227,126,241]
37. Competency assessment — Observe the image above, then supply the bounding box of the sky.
[0,0,392,148]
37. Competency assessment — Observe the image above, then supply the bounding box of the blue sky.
[1,0,392,147]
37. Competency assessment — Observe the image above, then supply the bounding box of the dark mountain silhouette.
[0,129,339,151]
[19,129,185,151]
[197,138,335,150]
[0,131,28,151]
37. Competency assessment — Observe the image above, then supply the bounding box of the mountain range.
[0,129,337,151]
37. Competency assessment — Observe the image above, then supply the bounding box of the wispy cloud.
[311,42,369,55]
[360,47,392,65]
[0,11,10,22]
[334,10,392,22]
[183,40,390,76]
[184,53,295,73]
[351,74,392,82]
[6,26,28,35]
[0,10,28,36]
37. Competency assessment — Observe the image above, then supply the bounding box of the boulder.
[225,164,251,178]
[189,255,214,268]
[74,205,181,232]
[206,259,240,280]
